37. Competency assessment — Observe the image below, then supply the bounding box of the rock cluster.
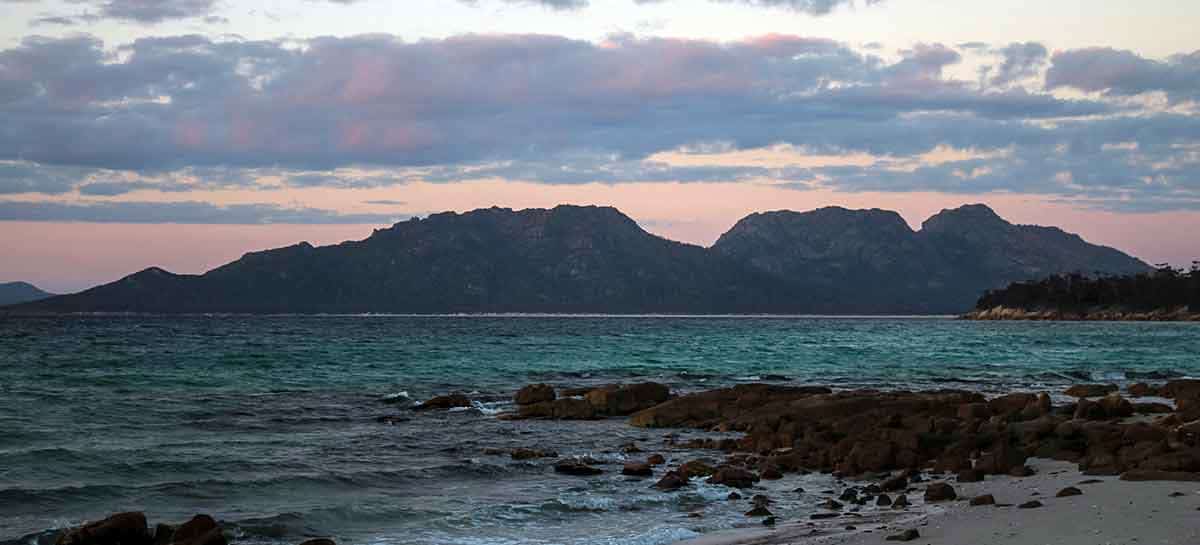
[512,382,671,419]
[53,513,336,545]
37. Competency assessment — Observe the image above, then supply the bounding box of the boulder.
[923,482,957,502]
[514,384,555,405]
[1056,486,1083,497]
[970,494,996,506]
[1097,394,1134,418]
[56,513,151,545]
[875,494,892,506]
[744,507,773,517]
[415,394,471,411]
[554,460,603,476]
[1120,470,1200,482]
[956,469,983,483]
[680,459,716,478]
[654,470,689,490]
[585,383,670,416]
[622,462,653,477]
[1127,383,1159,397]
[517,398,599,420]
[1134,402,1173,414]
[880,475,908,492]
[171,516,224,545]
[647,454,666,466]
[511,448,556,460]
[891,495,910,509]
[885,529,920,542]
[975,440,1027,475]
[707,467,758,488]
[1162,380,1200,400]
[1018,500,1043,509]
[1065,384,1118,398]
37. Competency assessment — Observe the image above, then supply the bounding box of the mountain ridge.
[0,282,56,306]
[5,203,1151,315]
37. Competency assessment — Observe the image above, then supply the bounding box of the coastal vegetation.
[969,264,1200,321]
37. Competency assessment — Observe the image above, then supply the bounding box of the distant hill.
[966,268,1200,321]
[0,282,55,306]
[8,204,1152,315]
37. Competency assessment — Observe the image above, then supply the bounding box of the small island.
[965,265,1200,321]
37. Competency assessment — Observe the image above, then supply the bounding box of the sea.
[2,315,1199,545]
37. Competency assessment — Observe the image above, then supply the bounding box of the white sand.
[678,459,1200,545]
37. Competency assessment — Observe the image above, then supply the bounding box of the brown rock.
[875,494,892,506]
[1018,500,1043,509]
[297,540,336,545]
[958,403,991,420]
[1120,469,1200,482]
[171,516,225,545]
[415,393,471,411]
[680,459,716,478]
[1008,465,1036,477]
[744,506,773,517]
[1056,486,1083,497]
[511,448,556,460]
[923,482,957,502]
[989,393,1037,416]
[1065,384,1118,398]
[585,383,670,416]
[654,470,690,490]
[970,494,996,506]
[647,454,666,465]
[1128,383,1159,397]
[517,398,598,420]
[554,460,602,476]
[1162,380,1200,400]
[514,384,556,405]
[622,462,653,477]
[760,466,783,480]
[891,495,910,509]
[975,440,1027,475]
[956,469,983,483]
[1133,402,1173,414]
[885,529,920,542]
[881,475,908,492]
[56,513,150,545]
[1097,393,1134,418]
[707,467,759,488]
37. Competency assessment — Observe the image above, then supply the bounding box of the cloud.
[987,42,1048,87]
[637,0,883,16]
[0,200,403,224]
[1046,47,1200,102]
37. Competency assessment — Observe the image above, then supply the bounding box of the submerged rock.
[1065,384,1118,398]
[622,462,653,477]
[514,384,556,405]
[415,394,471,411]
[707,467,758,489]
[554,460,603,476]
[56,512,150,545]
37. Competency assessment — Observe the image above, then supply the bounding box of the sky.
[1,0,1198,293]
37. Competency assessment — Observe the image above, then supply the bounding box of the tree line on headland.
[969,263,1200,321]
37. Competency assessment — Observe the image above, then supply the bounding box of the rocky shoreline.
[964,305,1200,321]
[44,379,1200,545]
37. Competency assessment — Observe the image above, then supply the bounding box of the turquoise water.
[1,316,1198,544]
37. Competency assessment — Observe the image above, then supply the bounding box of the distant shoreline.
[0,311,960,319]
[963,305,1200,322]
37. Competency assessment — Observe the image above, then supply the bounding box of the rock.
[956,469,983,483]
[628,384,834,428]
[975,440,1027,475]
[744,506,773,517]
[958,402,991,420]
[151,524,174,545]
[811,513,839,520]
[970,494,996,506]
[297,540,336,545]
[647,454,666,466]
[875,494,892,506]
[1120,470,1200,482]
[622,462,653,477]
[881,475,908,492]
[620,442,642,454]
[56,513,151,545]
[1162,379,1200,400]
[891,495,910,509]
[727,492,742,500]
[708,467,759,488]
[1065,384,1118,398]
[511,448,556,460]
[554,460,603,476]
[818,499,843,510]
[654,470,690,490]
[585,383,671,416]
[923,483,957,502]
[171,516,225,545]
[885,529,920,542]
[680,460,716,478]
[1097,393,1134,418]
[751,494,772,507]
[516,398,599,420]
[760,466,783,480]
[415,393,471,411]
[989,393,1037,416]
[762,516,777,526]
[514,384,556,405]
[1128,383,1159,397]
[1056,486,1083,497]
[1133,402,1173,414]
[1018,500,1043,509]
[1007,465,1036,477]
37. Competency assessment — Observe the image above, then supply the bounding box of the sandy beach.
[680,458,1200,545]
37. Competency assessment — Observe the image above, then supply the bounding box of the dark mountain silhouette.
[0,282,54,306]
[6,204,1151,314]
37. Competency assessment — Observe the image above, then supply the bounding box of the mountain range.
[0,282,55,306]
[5,204,1150,314]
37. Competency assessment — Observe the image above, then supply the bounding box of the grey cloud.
[364,199,406,206]
[0,200,403,224]
[1046,47,1200,102]
[988,42,1048,87]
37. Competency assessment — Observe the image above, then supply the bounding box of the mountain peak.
[921,203,1008,233]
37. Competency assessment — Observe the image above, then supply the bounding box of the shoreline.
[963,305,1200,322]
[677,458,1200,545]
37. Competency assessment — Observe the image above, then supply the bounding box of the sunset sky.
[1,0,1198,293]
